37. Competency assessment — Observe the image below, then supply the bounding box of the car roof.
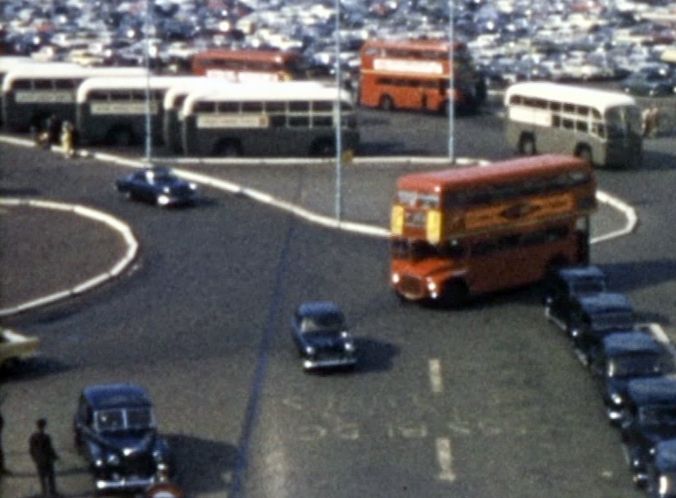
[297,301,343,318]
[578,292,633,313]
[82,383,152,409]
[627,377,676,406]
[601,331,664,356]
[557,265,606,282]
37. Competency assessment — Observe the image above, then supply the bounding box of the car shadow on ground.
[0,356,71,383]
[165,433,238,497]
[352,337,400,374]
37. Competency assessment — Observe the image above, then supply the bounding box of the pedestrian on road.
[29,418,59,498]
[0,410,10,476]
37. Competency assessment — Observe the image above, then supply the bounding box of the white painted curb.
[0,198,138,317]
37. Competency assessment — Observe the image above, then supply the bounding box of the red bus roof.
[361,38,466,54]
[396,155,591,192]
[192,49,300,64]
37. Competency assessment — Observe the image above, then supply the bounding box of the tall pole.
[447,0,455,164]
[143,0,153,165]
[334,0,343,220]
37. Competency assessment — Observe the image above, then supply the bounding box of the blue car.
[116,166,198,207]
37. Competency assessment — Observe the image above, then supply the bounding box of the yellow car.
[0,328,39,370]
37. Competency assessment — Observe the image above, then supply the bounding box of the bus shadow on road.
[166,434,238,497]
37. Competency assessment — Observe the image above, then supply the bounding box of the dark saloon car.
[621,377,676,487]
[115,166,197,206]
[543,265,607,327]
[291,301,356,371]
[646,438,676,498]
[590,331,674,424]
[74,383,173,494]
[567,292,636,365]
[621,69,675,97]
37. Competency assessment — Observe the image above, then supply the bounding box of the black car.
[646,438,676,498]
[291,301,357,371]
[590,331,674,424]
[621,377,676,487]
[73,383,173,494]
[115,166,197,206]
[565,292,636,365]
[543,265,607,327]
[621,69,675,97]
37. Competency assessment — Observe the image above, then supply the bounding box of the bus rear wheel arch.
[574,144,593,166]
[518,134,536,155]
[310,138,336,157]
[379,95,395,111]
[214,139,242,157]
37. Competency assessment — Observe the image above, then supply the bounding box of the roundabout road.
[2,107,674,498]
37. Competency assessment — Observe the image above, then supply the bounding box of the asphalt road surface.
[3,105,674,498]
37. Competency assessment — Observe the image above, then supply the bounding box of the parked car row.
[544,265,676,496]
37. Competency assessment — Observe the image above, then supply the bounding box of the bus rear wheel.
[379,95,395,111]
[518,135,536,155]
[215,140,242,157]
[575,145,593,166]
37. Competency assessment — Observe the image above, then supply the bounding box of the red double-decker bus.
[190,49,304,82]
[390,155,597,305]
[359,38,486,114]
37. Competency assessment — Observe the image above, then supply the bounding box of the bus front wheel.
[379,95,395,111]
[518,135,536,155]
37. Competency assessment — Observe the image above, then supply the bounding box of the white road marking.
[436,437,456,482]
[429,358,443,394]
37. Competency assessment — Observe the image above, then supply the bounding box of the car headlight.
[163,186,171,193]
[427,281,437,292]
[344,341,354,352]
[106,453,120,466]
[391,273,400,284]
[158,194,170,206]
[189,182,197,190]
[305,345,315,355]
[152,449,165,463]
[610,392,623,405]
[660,475,670,495]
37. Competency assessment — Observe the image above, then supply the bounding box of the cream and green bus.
[1,63,146,131]
[75,75,197,146]
[179,82,359,157]
[505,82,643,168]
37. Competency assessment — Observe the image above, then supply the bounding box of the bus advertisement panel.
[1,64,147,131]
[191,49,304,82]
[359,38,486,114]
[179,82,359,157]
[504,82,643,168]
[390,155,597,305]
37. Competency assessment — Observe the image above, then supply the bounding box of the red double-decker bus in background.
[359,38,486,114]
[390,155,597,306]
[190,49,305,82]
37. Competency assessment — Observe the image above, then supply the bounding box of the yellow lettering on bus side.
[391,205,404,235]
[426,209,442,244]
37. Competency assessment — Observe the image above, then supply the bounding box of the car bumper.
[95,474,157,492]
[303,356,356,370]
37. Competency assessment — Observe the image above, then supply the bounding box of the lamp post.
[334,0,343,221]
[447,0,455,164]
[143,0,154,165]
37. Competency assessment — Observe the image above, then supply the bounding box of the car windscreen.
[95,409,125,432]
[301,314,345,333]
[607,354,666,378]
[591,311,634,331]
[126,407,154,429]
[639,406,676,427]
[95,407,154,431]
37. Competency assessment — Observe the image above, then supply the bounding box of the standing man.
[29,418,59,497]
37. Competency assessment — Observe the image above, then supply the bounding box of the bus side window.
[13,79,31,90]
[576,121,588,133]
[592,123,605,138]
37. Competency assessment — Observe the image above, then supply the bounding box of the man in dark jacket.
[29,418,59,497]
